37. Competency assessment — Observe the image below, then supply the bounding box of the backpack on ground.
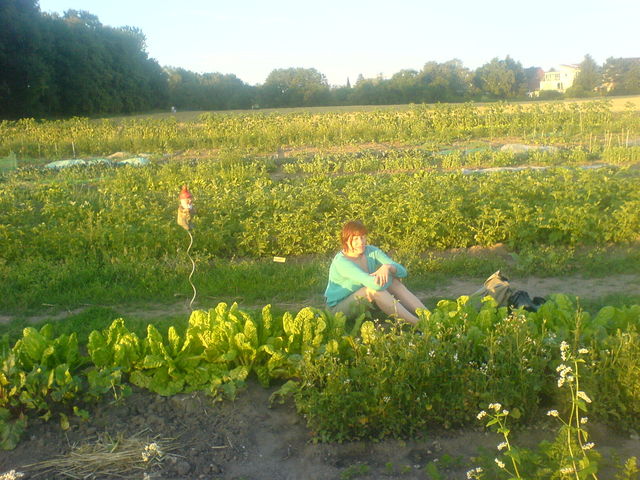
[470,270,545,312]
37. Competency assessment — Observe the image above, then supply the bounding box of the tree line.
[0,0,168,119]
[1,0,639,120]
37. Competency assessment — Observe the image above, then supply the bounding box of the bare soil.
[1,380,639,480]
[420,273,640,305]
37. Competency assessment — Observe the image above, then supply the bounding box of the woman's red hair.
[340,220,368,250]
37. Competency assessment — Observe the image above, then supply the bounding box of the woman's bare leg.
[334,286,421,324]
[332,287,371,318]
[387,278,426,315]
[365,287,419,324]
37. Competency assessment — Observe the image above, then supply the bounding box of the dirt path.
[1,274,639,326]
[419,273,640,304]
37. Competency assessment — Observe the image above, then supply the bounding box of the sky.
[38,0,640,87]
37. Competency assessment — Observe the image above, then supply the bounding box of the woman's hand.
[370,264,396,287]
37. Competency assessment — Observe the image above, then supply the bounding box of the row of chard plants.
[2,295,639,456]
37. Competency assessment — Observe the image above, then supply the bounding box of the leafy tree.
[331,85,353,106]
[350,75,389,105]
[602,57,640,95]
[0,0,52,118]
[260,68,330,108]
[566,54,602,97]
[0,2,169,118]
[419,60,470,103]
[387,69,420,104]
[473,56,527,100]
[524,67,544,94]
[166,68,254,110]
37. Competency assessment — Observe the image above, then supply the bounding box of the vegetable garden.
[1,100,639,478]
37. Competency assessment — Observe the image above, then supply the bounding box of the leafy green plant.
[587,325,640,430]
[0,324,122,449]
[471,342,605,479]
[340,462,370,480]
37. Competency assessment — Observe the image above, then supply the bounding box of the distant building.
[539,64,581,93]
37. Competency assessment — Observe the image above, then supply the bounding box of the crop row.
[2,158,639,263]
[2,296,639,449]
[1,101,638,159]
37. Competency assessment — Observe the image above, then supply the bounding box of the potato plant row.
[2,157,638,264]
[1,101,638,159]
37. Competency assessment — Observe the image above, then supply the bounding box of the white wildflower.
[495,458,506,469]
[488,403,501,412]
[466,467,483,479]
[497,442,508,451]
[547,410,559,417]
[560,341,570,360]
[577,391,592,403]
[580,417,588,424]
[556,364,573,388]
[477,410,488,420]
[142,442,163,462]
[0,471,25,480]
[560,466,575,474]
[502,409,509,416]
[582,442,595,450]
[578,348,589,355]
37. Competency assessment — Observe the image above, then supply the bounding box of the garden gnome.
[177,184,195,230]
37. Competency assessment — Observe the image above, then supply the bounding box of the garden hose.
[177,184,197,310]
[186,228,197,311]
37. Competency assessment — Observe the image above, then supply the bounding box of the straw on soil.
[24,430,177,479]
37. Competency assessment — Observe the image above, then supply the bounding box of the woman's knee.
[365,287,391,298]
[387,277,406,293]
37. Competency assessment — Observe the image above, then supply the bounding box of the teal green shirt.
[324,245,408,307]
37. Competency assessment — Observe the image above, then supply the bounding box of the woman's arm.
[334,255,387,291]
[369,247,408,279]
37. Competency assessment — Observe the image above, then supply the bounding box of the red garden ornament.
[177,184,195,230]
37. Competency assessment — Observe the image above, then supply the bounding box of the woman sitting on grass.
[324,220,426,324]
